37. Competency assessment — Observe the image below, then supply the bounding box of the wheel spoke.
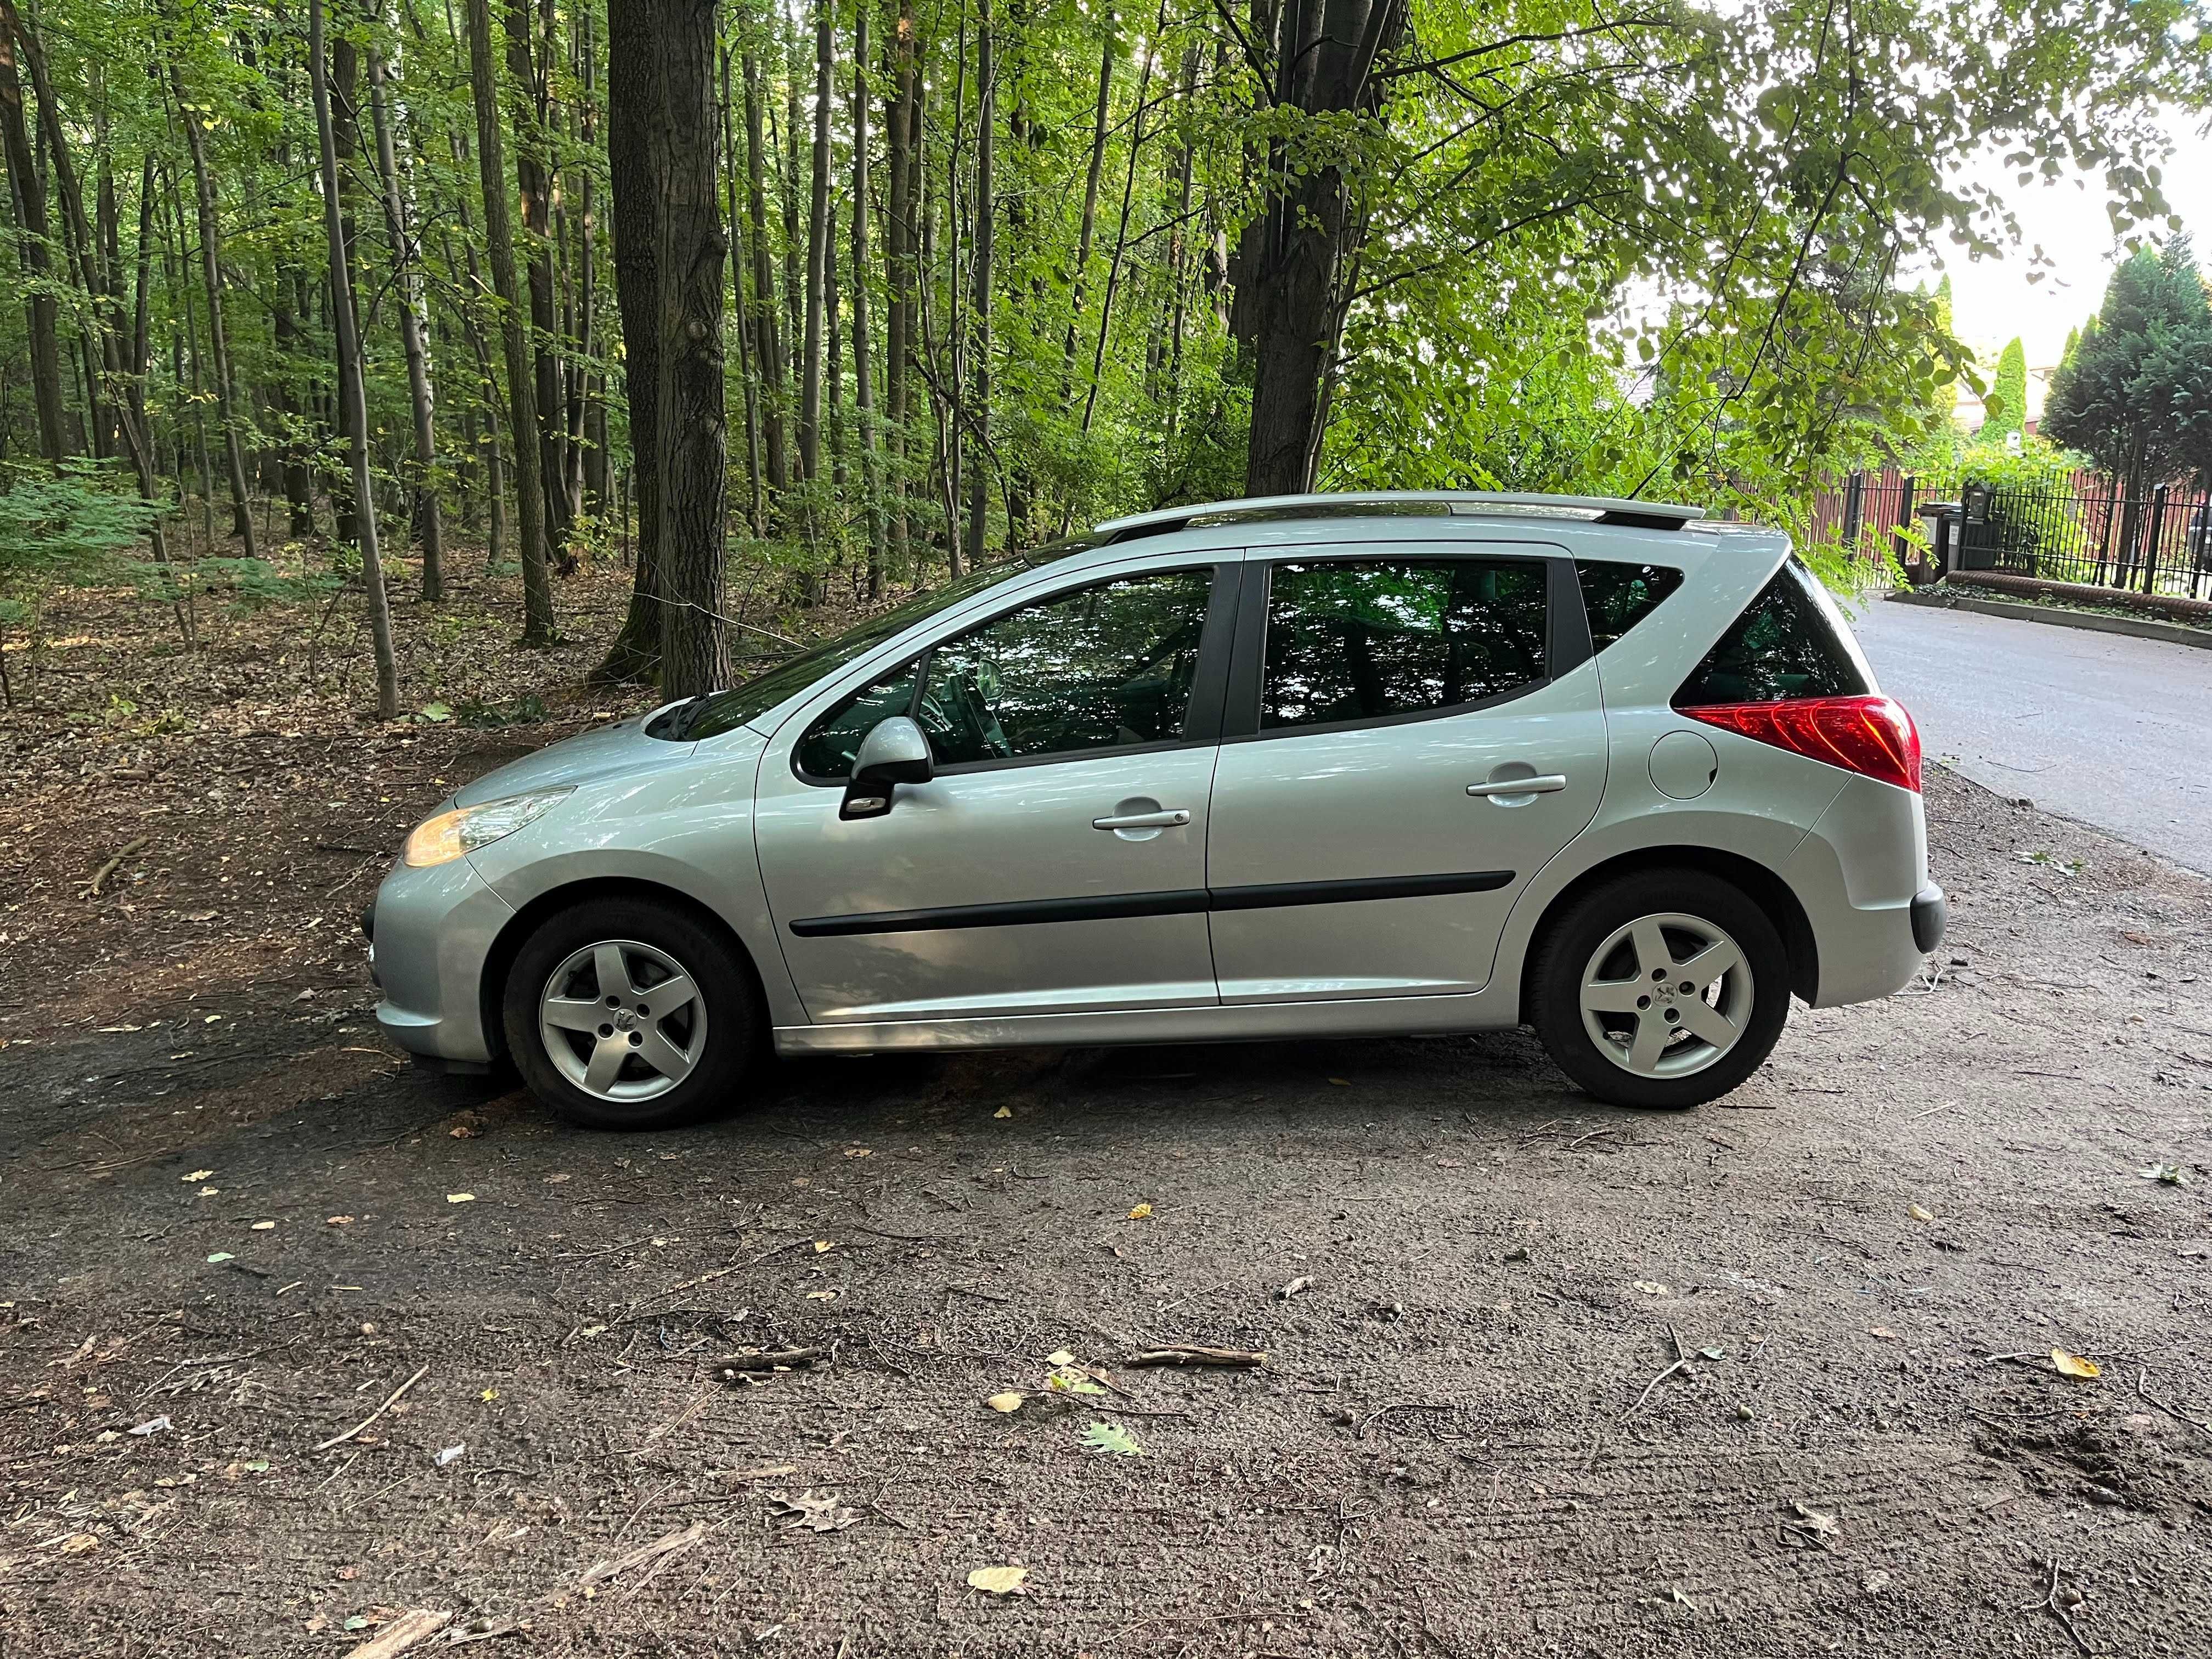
[582,1034,629,1094]
[1626,1014,1669,1073]
[1629,918,1673,981]
[1675,997,1740,1051]
[542,996,605,1034]
[637,973,697,1019]
[593,943,636,1002]
[1582,978,1646,1014]
[1676,938,1742,993]
[636,1027,697,1084]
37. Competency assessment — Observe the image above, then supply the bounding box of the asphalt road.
[1848,595,2212,874]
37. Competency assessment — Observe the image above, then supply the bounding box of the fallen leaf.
[1081,1420,1146,1455]
[967,1565,1030,1595]
[445,1193,476,1205]
[985,1392,1026,1413]
[206,1252,234,1263]
[1045,1348,1076,1367]
[1278,1275,1314,1300]
[1328,1077,1351,1086]
[434,1444,466,1467]
[448,1124,479,1139]
[479,1389,498,1402]
[1908,1203,1937,1223]
[326,1216,356,1226]
[1632,1280,1671,1295]
[765,1488,858,1532]
[183,1170,214,1182]
[2140,1163,2188,1186]
[128,1415,171,1436]
[1126,1203,1153,1221]
[992,1105,1013,1119]
[843,1147,873,1159]
[813,1240,837,1252]
[804,1289,840,1301]
[251,1221,276,1231]
[2052,1348,2102,1379]
[54,1532,99,1554]
[1868,1327,1900,1341]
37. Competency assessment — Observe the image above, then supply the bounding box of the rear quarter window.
[1674,558,1870,706]
[1575,560,1683,652]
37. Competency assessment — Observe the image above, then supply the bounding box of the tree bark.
[311,0,399,718]
[742,50,790,506]
[849,0,883,594]
[0,16,69,462]
[964,0,992,567]
[504,0,571,553]
[170,63,258,555]
[465,0,555,642]
[367,24,445,599]
[800,0,833,486]
[651,0,730,698]
[1060,34,1113,393]
[596,0,663,684]
[884,0,917,575]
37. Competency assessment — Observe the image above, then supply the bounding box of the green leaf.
[1080,1420,1145,1457]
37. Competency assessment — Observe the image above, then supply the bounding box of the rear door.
[1203,544,1607,1002]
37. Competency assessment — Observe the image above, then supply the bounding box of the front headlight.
[403,788,573,868]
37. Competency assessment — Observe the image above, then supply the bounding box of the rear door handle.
[1092,808,1192,830]
[1466,775,1567,798]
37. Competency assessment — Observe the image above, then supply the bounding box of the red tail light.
[1678,695,1921,792]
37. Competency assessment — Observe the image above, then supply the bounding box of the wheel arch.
[477,876,770,1063]
[1519,845,1819,1016]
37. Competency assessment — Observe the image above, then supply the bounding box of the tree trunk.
[596,0,663,684]
[850,0,883,594]
[800,0,832,486]
[884,0,916,577]
[506,0,572,554]
[651,0,730,698]
[964,0,992,567]
[367,25,445,599]
[465,0,555,642]
[171,64,258,555]
[124,155,170,567]
[311,0,399,718]
[721,45,764,537]
[742,51,789,506]
[1235,0,1404,495]
[0,17,69,463]
[1060,35,1113,392]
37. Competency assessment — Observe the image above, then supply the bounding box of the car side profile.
[366,490,1945,1128]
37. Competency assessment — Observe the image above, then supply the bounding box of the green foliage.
[1079,1420,1145,1456]
[128,557,341,614]
[1983,339,2028,438]
[2045,239,2212,489]
[0,463,170,589]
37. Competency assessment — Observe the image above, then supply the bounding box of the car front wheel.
[1529,868,1791,1109]
[502,896,760,1130]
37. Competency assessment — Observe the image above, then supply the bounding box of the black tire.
[501,896,761,1130]
[1527,868,1791,1110]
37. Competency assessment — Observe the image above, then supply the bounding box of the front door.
[1205,545,1607,1003]
[754,563,1233,1024]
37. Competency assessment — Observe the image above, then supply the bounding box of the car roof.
[1095,489,1706,538]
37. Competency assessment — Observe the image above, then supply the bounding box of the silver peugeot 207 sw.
[366,492,1944,1129]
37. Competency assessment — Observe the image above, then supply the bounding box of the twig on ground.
[315,1362,430,1452]
[2136,1367,2210,1431]
[1127,1345,1267,1368]
[83,837,149,899]
[2017,1557,2093,1656]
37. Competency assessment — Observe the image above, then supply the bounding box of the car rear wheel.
[1529,869,1791,1109]
[502,897,760,1130]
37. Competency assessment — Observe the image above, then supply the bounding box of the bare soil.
[3,569,2211,1657]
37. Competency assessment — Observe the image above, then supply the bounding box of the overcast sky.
[1934,113,2212,372]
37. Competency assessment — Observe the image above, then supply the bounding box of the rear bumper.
[1911,883,1947,954]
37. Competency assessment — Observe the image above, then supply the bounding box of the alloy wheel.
[537,938,709,1103]
[1578,911,1754,1079]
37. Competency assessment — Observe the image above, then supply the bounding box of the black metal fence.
[1814,467,2212,599]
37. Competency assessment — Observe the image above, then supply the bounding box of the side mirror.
[842,715,934,820]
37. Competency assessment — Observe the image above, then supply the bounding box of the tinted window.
[794,666,920,777]
[917,569,1214,765]
[1261,558,1548,730]
[1576,560,1683,652]
[1674,559,1869,705]
[654,542,1086,741]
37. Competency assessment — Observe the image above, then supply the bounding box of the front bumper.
[369,857,515,1064]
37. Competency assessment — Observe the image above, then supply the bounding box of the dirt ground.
[3,571,2211,1657]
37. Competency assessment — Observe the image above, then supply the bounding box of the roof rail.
[1094,490,1706,542]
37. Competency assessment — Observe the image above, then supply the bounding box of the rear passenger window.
[1674,558,1869,705]
[1261,558,1548,730]
[1576,561,1683,652]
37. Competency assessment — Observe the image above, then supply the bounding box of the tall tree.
[311,0,399,717]
[597,0,662,682]
[741,48,789,507]
[799,0,832,486]
[0,13,69,462]
[465,0,555,642]
[170,59,258,554]
[650,0,730,697]
[849,0,883,592]
[963,0,992,565]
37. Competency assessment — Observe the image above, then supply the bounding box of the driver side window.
[793,568,1215,778]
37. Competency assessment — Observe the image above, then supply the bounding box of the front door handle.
[1092,808,1192,830]
[1466,775,1567,798]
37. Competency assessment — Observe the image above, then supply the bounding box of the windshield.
[650,541,1089,742]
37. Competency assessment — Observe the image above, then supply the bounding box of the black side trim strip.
[1207,870,1515,911]
[788,870,1516,938]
